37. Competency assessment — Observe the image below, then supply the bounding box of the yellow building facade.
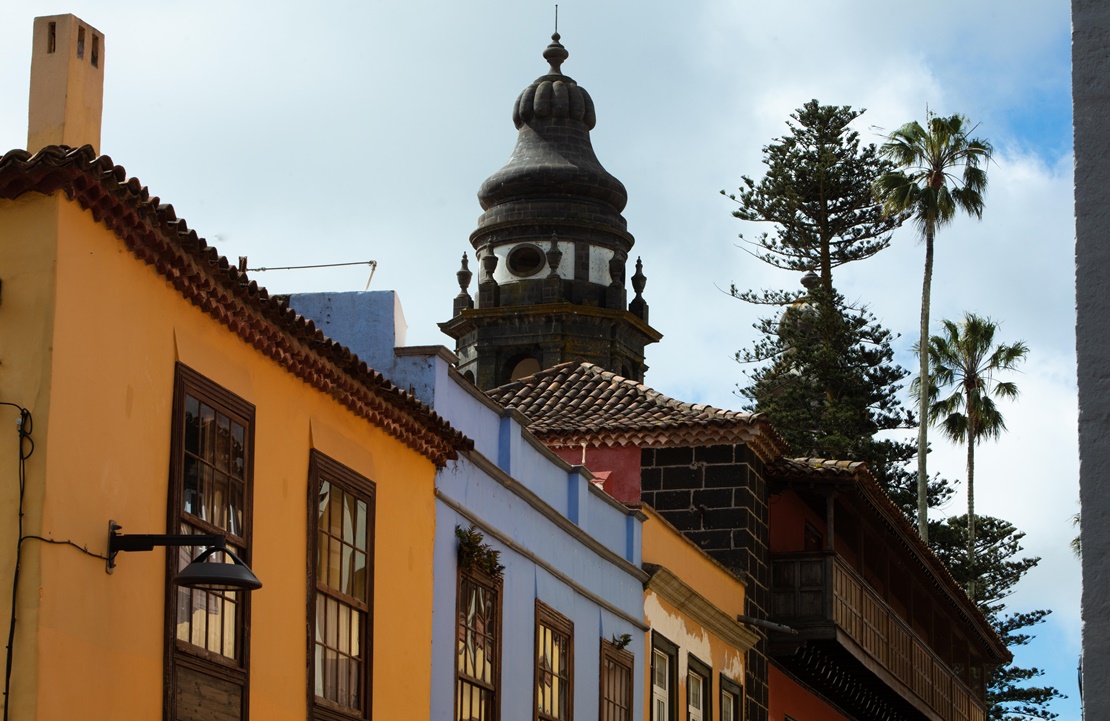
[641,506,759,721]
[0,15,467,721]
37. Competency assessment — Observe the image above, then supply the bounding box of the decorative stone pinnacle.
[457,253,473,295]
[543,33,568,74]
[481,251,499,282]
[631,257,647,297]
[800,270,819,290]
[546,233,563,277]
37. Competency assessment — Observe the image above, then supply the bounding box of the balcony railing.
[771,553,984,721]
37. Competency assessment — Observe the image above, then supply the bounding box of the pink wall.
[552,445,642,503]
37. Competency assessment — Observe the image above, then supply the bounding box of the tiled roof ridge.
[491,361,789,458]
[0,144,471,467]
[769,456,1010,660]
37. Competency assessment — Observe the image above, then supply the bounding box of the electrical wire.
[2,402,32,721]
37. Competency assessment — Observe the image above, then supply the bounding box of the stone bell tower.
[440,34,660,390]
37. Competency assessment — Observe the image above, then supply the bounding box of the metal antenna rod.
[555,4,558,34]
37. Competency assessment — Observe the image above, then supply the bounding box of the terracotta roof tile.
[0,145,471,467]
[768,457,1010,661]
[487,362,788,459]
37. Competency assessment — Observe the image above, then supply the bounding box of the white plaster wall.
[487,242,618,286]
[1074,0,1110,714]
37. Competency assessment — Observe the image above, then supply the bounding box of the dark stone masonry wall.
[640,443,770,721]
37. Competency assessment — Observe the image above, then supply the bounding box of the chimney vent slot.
[77,26,85,59]
[91,34,100,67]
[47,22,56,53]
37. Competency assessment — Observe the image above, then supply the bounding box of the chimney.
[27,14,104,155]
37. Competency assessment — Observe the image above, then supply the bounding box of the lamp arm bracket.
[106,520,226,574]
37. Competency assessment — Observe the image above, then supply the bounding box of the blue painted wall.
[290,291,646,721]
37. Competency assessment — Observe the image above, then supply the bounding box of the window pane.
[231,422,245,478]
[324,648,338,701]
[200,403,216,463]
[356,500,367,551]
[353,549,367,603]
[340,543,351,597]
[176,586,191,642]
[229,479,244,537]
[329,487,344,538]
[722,690,735,721]
[317,534,329,586]
[338,603,350,655]
[328,527,342,589]
[223,596,236,659]
[327,596,339,649]
[315,643,324,697]
[183,456,199,515]
[213,472,228,530]
[343,492,358,545]
[198,464,212,523]
[351,608,361,656]
[348,658,361,711]
[184,396,200,454]
[216,413,230,471]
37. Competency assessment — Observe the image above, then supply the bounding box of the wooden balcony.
[771,552,985,721]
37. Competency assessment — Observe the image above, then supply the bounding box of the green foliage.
[930,515,1064,720]
[924,314,1029,447]
[726,100,949,521]
[738,281,951,520]
[455,525,504,577]
[875,113,993,236]
[722,100,902,295]
[610,633,633,651]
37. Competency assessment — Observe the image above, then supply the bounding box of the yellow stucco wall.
[0,192,439,720]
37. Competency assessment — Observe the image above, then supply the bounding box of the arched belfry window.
[509,356,541,382]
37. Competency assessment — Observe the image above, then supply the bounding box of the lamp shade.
[175,546,262,591]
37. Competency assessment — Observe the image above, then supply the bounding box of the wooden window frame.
[651,632,678,721]
[454,563,503,721]
[164,363,256,721]
[719,673,743,721]
[599,638,634,721]
[686,654,711,721]
[535,600,574,721]
[306,451,376,721]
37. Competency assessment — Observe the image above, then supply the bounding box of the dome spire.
[543,33,568,75]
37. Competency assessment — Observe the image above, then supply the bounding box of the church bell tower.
[440,34,661,389]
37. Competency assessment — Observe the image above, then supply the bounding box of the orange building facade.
[0,15,467,721]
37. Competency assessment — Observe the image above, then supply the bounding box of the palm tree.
[925,313,1027,599]
[875,113,992,542]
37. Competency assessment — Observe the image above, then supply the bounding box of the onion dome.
[475,34,631,248]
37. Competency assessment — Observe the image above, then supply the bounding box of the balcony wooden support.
[771,553,986,721]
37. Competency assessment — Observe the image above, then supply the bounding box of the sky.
[0,1,1079,717]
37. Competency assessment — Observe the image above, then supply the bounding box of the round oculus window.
[506,244,546,277]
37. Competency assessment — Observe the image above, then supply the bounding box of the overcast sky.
[0,1,1078,716]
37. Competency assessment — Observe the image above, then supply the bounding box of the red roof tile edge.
[0,145,471,467]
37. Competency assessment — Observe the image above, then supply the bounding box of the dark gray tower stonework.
[440,34,661,390]
[1074,0,1110,712]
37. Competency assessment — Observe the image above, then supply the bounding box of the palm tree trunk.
[966,436,976,601]
[917,223,934,542]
